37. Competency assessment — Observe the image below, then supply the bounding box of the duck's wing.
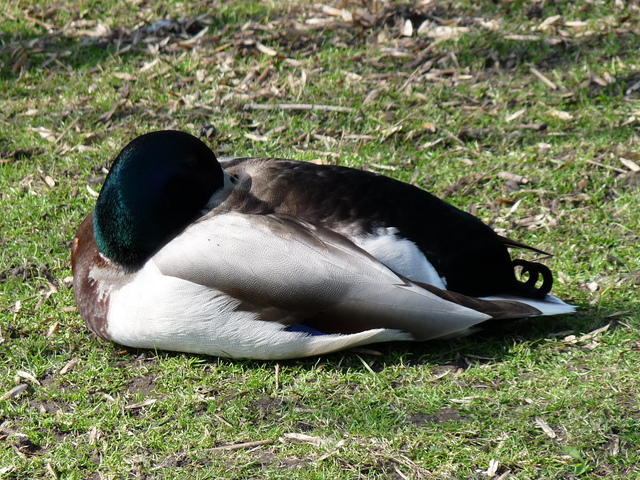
[219,157,529,298]
[153,212,545,343]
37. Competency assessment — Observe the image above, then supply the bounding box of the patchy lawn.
[1,1,639,478]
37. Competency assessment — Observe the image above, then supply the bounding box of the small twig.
[529,66,558,90]
[124,398,157,409]
[399,59,434,92]
[244,103,355,113]
[59,358,80,375]
[23,13,56,30]
[505,34,540,41]
[210,439,274,451]
[369,163,397,171]
[1,11,18,21]
[394,465,410,480]
[45,463,58,480]
[443,130,482,158]
[315,439,346,463]
[53,117,80,145]
[423,13,447,24]
[585,159,627,174]
[96,98,127,124]
[443,129,465,146]
[212,414,233,428]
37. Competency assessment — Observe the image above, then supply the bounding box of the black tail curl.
[512,259,553,299]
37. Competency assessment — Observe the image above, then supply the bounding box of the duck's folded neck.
[92,130,225,269]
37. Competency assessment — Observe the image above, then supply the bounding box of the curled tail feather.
[512,259,553,299]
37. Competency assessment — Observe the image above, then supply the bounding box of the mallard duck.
[72,130,574,359]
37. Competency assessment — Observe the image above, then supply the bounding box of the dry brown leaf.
[255,41,277,56]
[537,142,552,155]
[244,133,268,142]
[515,213,557,230]
[86,185,99,197]
[125,398,157,409]
[1,384,28,400]
[620,157,640,172]
[564,323,610,346]
[422,122,437,133]
[321,5,353,22]
[380,125,402,140]
[139,58,160,72]
[504,34,539,41]
[344,134,375,141]
[282,433,329,446]
[476,19,501,31]
[313,134,336,146]
[419,137,443,150]
[591,75,609,87]
[625,79,640,95]
[32,127,56,141]
[535,416,556,438]
[425,26,468,40]
[80,23,110,38]
[402,19,413,37]
[577,176,589,191]
[59,358,80,375]
[46,321,60,337]
[498,171,530,184]
[538,15,563,31]
[43,175,56,188]
[565,20,589,28]
[416,20,435,36]
[620,116,636,127]
[88,426,100,446]
[16,371,40,386]
[113,72,135,81]
[548,109,574,121]
[486,459,500,477]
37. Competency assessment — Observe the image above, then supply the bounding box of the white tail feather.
[480,294,576,317]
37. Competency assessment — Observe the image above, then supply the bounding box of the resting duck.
[72,130,574,359]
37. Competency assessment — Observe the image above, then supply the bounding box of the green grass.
[2,0,639,478]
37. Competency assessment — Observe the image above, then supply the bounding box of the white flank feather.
[353,227,447,288]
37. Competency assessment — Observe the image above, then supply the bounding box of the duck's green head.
[94,130,223,269]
